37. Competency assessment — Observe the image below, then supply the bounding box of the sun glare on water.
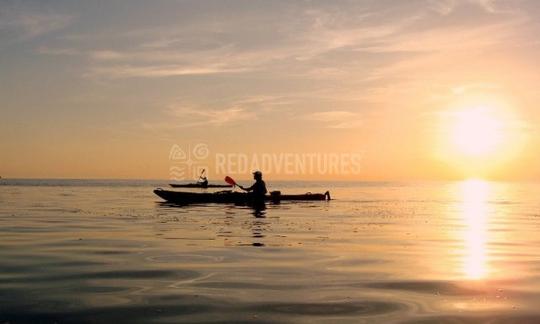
[460,179,490,280]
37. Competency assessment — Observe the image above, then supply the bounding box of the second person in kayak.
[239,171,267,201]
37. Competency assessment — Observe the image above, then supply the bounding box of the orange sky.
[1,0,539,180]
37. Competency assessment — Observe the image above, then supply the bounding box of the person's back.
[239,171,267,202]
[251,179,267,199]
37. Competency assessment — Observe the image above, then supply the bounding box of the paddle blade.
[224,176,237,186]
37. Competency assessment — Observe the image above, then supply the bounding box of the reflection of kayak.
[154,189,331,205]
[169,183,232,188]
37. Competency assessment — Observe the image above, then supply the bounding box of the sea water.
[1,179,540,323]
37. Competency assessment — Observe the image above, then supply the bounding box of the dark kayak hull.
[169,183,232,188]
[154,189,330,205]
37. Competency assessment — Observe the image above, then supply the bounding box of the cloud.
[469,0,512,13]
[78,12,520,80]
[33,2,419,79]
[169,105,256,126]
[0,3,72,40]
[37,46,80,56]
[428,0,458,15]
[306,111,362,129]
[89,50,126,61]
[143,102,257,131]
[451,82,501,95]
[85,64,249,78]
[31,0,533,112]
[357,18,522,55]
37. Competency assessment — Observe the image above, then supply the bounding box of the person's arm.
[239,184,254,192]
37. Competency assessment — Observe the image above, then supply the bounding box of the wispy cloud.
[37,46,80,56]
[143,101,257,131]
[429,0,514,16]
[86,64,249,78]
[30,0,536,116]
[0,3,72,40]
[451,82,501,95]
[305,110,363,129]
[35,0,529,84]
[89,50,126,61]
[32,3,415,79]
[428,0,457,15]
[168,105,256,126]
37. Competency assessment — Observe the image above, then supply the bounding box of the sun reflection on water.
[460,179,490,280]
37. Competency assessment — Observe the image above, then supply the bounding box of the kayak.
[169,183,233,188]
[154,189,331,205]
[154,189,331,204]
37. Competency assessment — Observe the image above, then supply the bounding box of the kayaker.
[239,171,267,201]
[197,169,209,187]
[198,175,209,187]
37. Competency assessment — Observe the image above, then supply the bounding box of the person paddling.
[197,169,209,188]
[239,171,267,202]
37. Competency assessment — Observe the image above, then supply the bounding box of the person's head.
[253,170,263,180]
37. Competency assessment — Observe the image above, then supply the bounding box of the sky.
[1,0,540,180]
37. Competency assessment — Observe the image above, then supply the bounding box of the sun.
[435,100,526,178]
[451,107,504,157]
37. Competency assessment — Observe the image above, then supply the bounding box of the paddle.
[224,176,237,187]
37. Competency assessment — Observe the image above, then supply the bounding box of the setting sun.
[451,107,504,157]
[434,101,528,179]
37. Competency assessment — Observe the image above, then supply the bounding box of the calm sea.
[1,179,539,323]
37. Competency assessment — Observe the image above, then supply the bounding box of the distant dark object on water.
[169,168,232,188]
[154,189,331,205]
[169,183,233,188]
